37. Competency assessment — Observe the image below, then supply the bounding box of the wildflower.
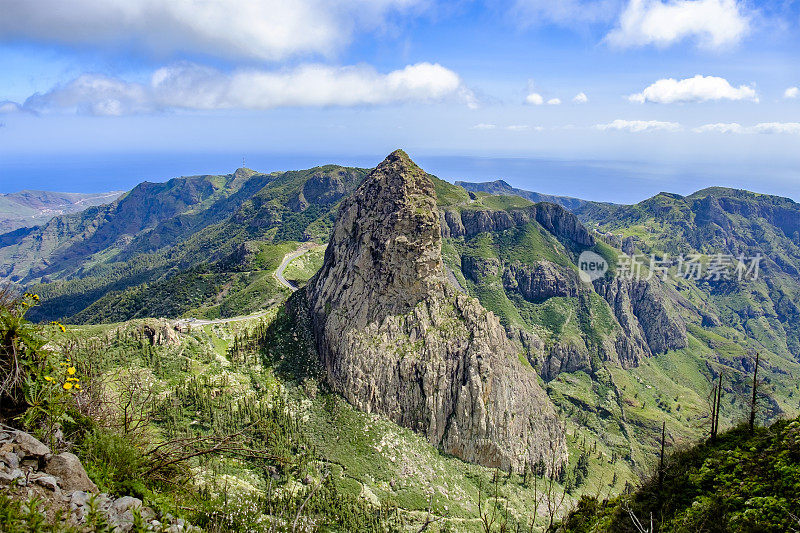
[67,367,76,375]
[75,385,81,390]
[59,324,66,332]
[67,377,79,382]
[63,382,73,390]
[44,376,54,382]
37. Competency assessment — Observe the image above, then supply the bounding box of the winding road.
[274,242,316,292]
[174,243,317,328]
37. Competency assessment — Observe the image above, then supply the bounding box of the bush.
[80,429,149,498]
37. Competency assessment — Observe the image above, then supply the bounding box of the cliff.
[306,150,566,472]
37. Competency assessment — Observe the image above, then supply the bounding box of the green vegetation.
[281,245,326,285]
[558,417,800,532]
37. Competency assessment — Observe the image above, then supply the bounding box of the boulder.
[45,452,98,492]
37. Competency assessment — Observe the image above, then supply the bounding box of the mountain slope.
[0,190,123,233]
[5,166,368,322]
[455,179,604,212]
[560,417,800,532]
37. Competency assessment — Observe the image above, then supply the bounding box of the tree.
[749,352,760,433]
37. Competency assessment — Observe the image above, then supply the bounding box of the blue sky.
[0,0,799,202]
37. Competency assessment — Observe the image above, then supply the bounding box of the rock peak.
[310,150,444,326]
[305,151,566,472]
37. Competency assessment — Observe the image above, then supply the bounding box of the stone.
[31,473,59,491]
[0,468,24,485]
[45,452,98,492]
[111,495,143,515]
[13,430,51,458]
[306,150,567,472]
[0,450,20,469]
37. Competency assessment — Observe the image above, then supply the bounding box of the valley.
[1,151,798,531]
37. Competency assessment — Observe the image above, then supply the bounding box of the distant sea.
[2,152,798,204]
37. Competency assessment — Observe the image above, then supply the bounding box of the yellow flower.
[67,367,76,375]
[67,377,79,382]
[59,325,66,332]
[63,382,73,390]
[74,385,81,390]
[44,376,54,382]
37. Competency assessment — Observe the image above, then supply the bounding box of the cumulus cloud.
[691,122,800,134]
[547,98,562,105]
[606,0,750,49]
[0,0,425,61]
[785,87,799,99]
[629,75,758,104]
[753,122,800,134]
[19,62,474,116]
[0,101,23,114]
[692,122,745,133]
[573,92,588,103]
[594,119,681,132]
[525,92,544,105]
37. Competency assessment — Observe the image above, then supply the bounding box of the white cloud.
[472,123,497,130]
[506,124,531,131]
[629,75,758,104]
[691,122,800,134]
[547,98,562,105]
[0,0,425,61]
[692,122,745,133]
[594,119,681,132]
[573,92,589,103]
[753,122,800,134]
[20,62,474,116]
[785,87,800,99]
[525,92,544,105]
[607,0,750,49]
[0,101,23,114]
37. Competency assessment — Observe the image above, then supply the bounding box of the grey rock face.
[441,203,594,247]
[307,150,566,472]
[503,261,580,301]
[593,276,688,364]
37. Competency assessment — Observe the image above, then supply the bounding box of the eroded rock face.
[440,204,594,247]
[307,150,566,472]
[503,261,580,301]
[593,276,688,363]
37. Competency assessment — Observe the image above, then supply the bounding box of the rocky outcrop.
[440,204,594,247]
[0,427,194,532]
[307,150,566,472]
[593,277,688,364]
[503,261,580,301]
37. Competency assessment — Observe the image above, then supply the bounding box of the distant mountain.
[0,190,123,233]
[454,179,607,212]
[1,166,368,322]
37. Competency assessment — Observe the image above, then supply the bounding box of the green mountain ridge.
[0,189,124,234]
